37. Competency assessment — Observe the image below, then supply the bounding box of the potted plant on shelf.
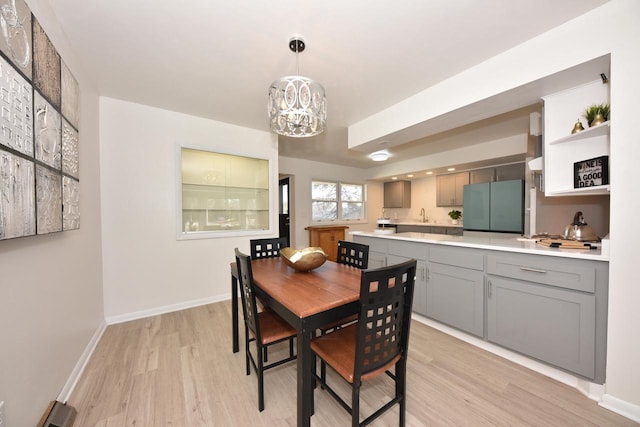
[583,103,610,127]
[448,209,462,225]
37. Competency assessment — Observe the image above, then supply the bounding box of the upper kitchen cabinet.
[437,172,469,206]
[469,163,525,184]
[384,180,411,208]
[542,79,610,196]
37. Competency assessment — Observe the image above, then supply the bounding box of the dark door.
[279,177,290,245]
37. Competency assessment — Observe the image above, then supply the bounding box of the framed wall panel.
[0,54,33,156]
[61,60,79,128]
[34,90,61,169]
[0,148,35,239]
[62,176,79,230]
[32,18,61,109]
[0,0,32,80]
[35,164,62,234]
[61,118,78,178]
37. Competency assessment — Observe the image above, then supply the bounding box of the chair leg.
[258,344,265,412]
[398,361,406,427]
[244,328,250,376]
[263,346,268,363]
[352,382,361,427]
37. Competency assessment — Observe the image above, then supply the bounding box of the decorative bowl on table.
[280,247,328,272]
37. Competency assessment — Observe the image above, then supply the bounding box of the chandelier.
[268,36,326,138]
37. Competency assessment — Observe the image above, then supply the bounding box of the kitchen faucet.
[420,208,427,223]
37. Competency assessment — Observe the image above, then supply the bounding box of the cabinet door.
[388,254,427,316]
[489,180,523,233]
[438,172,469,206]
[470,167,495,184]
[368,251,387,269]
[462,182,490,231]
[487,276,596,379]
[384,181,411,208]
[426,262,484,337]
[496,163,525,181]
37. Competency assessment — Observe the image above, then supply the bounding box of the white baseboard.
[600,394,640,423]
[105,294,229,325]
[57,319,107,403]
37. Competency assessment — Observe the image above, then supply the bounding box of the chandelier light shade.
[268,37,326,138]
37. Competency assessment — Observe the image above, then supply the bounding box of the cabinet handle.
[488,280,492,298]
[520,267,547,274]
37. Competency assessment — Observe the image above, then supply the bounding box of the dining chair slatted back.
[310,259,417,426]
[250,237,288,259]
[336,240,369,269]
[234,248,297,412]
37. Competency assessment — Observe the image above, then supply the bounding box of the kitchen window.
[312,180,365,222]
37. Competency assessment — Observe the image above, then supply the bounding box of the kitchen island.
[351,231,609,385]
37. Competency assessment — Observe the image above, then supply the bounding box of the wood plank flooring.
[69,300,638,426]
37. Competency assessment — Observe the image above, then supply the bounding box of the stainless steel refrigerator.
[462,180,523,233]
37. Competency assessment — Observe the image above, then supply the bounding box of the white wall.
[350,0,640,417]
[99,98,278,319]
[278,157,371,247]
[0,1,104,425]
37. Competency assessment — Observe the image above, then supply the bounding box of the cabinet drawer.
[429,246,484,271]
[388,240,427,260]
[487,254,595,293]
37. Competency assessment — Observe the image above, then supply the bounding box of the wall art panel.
[0,0,32,80]
[62,175,79,230]
[0,53,33,156]
[34,90,61,169]
[35,164,61,234]
[61,60,79,129]
[0,148,35,239]
[61,118,78,178]
[32,18,60,109]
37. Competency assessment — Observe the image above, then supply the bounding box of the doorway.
[279,176,291,245]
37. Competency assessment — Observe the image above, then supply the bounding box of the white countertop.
[390,221,464,228]
[351,231,609,261]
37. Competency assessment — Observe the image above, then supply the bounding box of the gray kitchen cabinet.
[436,172,469,206]
[396,224,432,233]
[388,254,427,316]
[384,180,411,208]
[486,252,608,383]
[368,251,387,269]
[445,227,463,236]
[469,167,496,184]
[354,234,609,382]
[426,246,485,337]
[496,163,525,181]
[470,164,525,184]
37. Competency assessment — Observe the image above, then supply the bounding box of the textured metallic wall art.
[32,18,60,109]
[61,60,79,129]
[0,54,33,156]
[62,176,79,230]
[0,0,32,80]
[36,164,61,234]
[0,148,35,239]
[0,1,81,241]
[61,118,78,178]
[34,90,61,169]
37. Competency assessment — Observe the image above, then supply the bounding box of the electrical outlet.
[0,400,5,426]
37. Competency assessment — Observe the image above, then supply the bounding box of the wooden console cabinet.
[305,225,349,261]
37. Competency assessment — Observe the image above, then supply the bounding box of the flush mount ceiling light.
[370,150,389,162]
[268,36,326,138]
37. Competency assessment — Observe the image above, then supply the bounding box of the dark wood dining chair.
[310,259,417,426]
[319,240,371,334]
[234,248,297,412]
[250,237,288,259]
[337,240,369,269]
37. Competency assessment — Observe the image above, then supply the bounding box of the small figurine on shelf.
[583,103,610,127]
[571,118,585,134]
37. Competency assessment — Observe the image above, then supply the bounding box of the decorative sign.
[574,156,609,189]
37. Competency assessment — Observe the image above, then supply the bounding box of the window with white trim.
[312,180,365,221]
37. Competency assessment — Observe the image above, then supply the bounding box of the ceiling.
[47,0,609,169]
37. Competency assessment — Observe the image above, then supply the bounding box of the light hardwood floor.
[69,300,638,426]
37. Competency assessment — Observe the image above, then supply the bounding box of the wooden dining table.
[230,257,362,427]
